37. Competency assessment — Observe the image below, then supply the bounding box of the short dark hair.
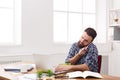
[84,27,97,40]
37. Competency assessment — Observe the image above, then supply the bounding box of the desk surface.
[0,62,120,80]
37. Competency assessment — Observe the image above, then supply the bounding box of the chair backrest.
[98,55,102,73]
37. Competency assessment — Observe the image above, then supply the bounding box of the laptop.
[33,54,67,74]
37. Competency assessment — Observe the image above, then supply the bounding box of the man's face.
[78,32,93,47]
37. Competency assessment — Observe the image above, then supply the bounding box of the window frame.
[53,0,97,44]
[0,0,21,46]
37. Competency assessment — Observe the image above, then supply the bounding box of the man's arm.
[55,63,90,72]
[68,47,87,65]
[55,47,90,72]
[70,63,90,71]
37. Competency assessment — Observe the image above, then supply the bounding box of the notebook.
[33,54,67,74]
[4,64,34,73]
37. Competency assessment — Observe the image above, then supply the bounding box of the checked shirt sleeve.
[85,45,98,72]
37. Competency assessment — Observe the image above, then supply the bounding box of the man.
[55,27,98,72]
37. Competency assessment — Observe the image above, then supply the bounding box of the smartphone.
[85,43,91,50]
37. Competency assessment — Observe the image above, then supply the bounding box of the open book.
[66,71,103,79]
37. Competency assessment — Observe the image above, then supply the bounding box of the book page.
[83,71,103,78]
[66,71,84,78]
[66,71,103,79]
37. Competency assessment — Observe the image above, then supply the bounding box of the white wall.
[109,54,120,76]
[112,0,120,9]
[97,0,107,43]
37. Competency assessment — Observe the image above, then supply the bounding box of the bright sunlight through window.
[0,0,21,45]
[53,0,96,44]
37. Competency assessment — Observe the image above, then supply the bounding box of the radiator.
[0,55,33,64]
[0,60,22,64]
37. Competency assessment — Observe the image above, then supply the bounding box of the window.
[53,0,96,43]
[0,0,21,45]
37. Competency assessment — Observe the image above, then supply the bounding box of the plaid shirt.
[65,42,98,72]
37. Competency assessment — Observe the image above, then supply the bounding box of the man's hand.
[78,46,88,56]
[67,46,88,65]
[55,64,72,72]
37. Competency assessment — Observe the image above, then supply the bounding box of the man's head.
[78,27,97,48]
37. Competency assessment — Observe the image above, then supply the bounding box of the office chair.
[98,55,102,73]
